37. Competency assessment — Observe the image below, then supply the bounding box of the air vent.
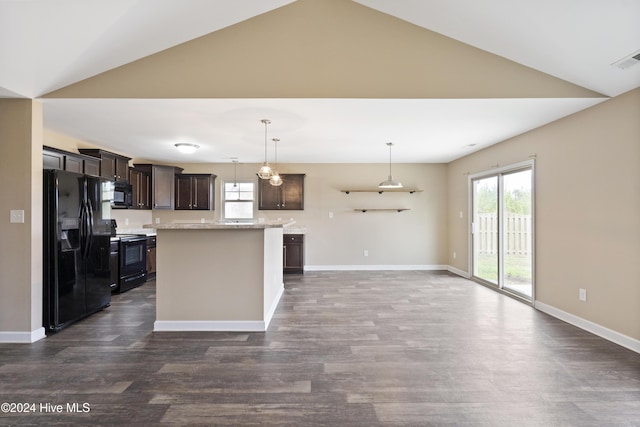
[612,49,640,70]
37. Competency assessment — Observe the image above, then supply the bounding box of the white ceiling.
[2,0,639,163]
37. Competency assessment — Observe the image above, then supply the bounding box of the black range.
[113,234,147,293]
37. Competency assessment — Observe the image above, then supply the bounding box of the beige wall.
[42,128,450,267]
[0,99,43,336]
[448,88,640,340]
[44,128,137,161]
[45,0,600,100]
[153,162,449,268]
[42,130,449,267]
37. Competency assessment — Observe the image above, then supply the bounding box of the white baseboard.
[535,301,640,354]
[264,284,285,330]
[0,328,46,343]
[154,320,267,332]
[304,264,448,271]
[154,285,285,333]
[447,265,470,278]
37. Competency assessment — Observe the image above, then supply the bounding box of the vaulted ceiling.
[1,0,638,163]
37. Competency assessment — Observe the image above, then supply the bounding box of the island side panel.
[155,228,264,324]
[263,227,284,328]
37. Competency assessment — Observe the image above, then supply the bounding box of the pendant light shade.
[269,138,283,186]
[379,142,403,189]
[257,119,274,179]
[269,173,283,187]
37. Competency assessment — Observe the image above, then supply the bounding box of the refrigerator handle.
[79,201,86,256]
[82,200,91,260]
[86,199,94,258]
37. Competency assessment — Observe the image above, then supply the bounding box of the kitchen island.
[144,220,292,332]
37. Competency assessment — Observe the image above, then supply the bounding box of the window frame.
[221,179,255,221]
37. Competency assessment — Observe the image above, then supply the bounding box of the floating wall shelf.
[354,208,410,213]
[341,189,422,194]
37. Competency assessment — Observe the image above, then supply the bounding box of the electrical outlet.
[155,218,160,224]
[579,288,587,302]
[453,251,457,259]
[363,250,368,257]
[329,211,334,219]
[459,211,463,219]
[125,218,129,226]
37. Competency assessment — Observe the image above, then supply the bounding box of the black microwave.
[112,182,132,209]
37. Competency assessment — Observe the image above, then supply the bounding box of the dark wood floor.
[1,271,639,426]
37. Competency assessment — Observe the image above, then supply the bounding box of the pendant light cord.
[232,159,238,188]
[388,142,393,179]
[273,138,278,167]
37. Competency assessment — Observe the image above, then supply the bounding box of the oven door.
[119,238,147,278]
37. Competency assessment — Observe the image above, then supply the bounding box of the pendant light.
[231,159,239,188]
[378,142,403,189]
[257,119,274,179]
[269,138,283,187]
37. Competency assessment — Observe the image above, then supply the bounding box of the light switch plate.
[10,210,25,223]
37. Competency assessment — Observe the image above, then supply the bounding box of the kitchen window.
[222,181,254,220]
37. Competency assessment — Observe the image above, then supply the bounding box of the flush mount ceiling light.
[269,138,283,187]
[257,119,274,179]
[379,142,403,189]
[174,143,199,154]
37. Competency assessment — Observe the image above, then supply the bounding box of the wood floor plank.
[0,270,639,426]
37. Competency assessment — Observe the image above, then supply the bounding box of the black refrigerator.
[43,169,112,334]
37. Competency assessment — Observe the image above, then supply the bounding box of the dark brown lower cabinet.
[109,240,119,292]
[146,236,156,280]
[283,234,304,274]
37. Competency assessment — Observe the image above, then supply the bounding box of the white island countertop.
[144,219,295,230]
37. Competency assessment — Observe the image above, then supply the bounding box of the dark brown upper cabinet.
[129,167,151,209]
[134,164,184,210]
[175,174,216,210]
[42,146,101,177]
[258,173,305,210]
[78,148,130,183]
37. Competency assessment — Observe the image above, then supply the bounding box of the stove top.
[115,234,147,241]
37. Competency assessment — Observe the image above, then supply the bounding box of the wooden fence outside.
[475,213,532,255]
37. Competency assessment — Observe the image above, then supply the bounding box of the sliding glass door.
[472,176,498,284]
[502,169,533,297]
[471,162,534,300]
